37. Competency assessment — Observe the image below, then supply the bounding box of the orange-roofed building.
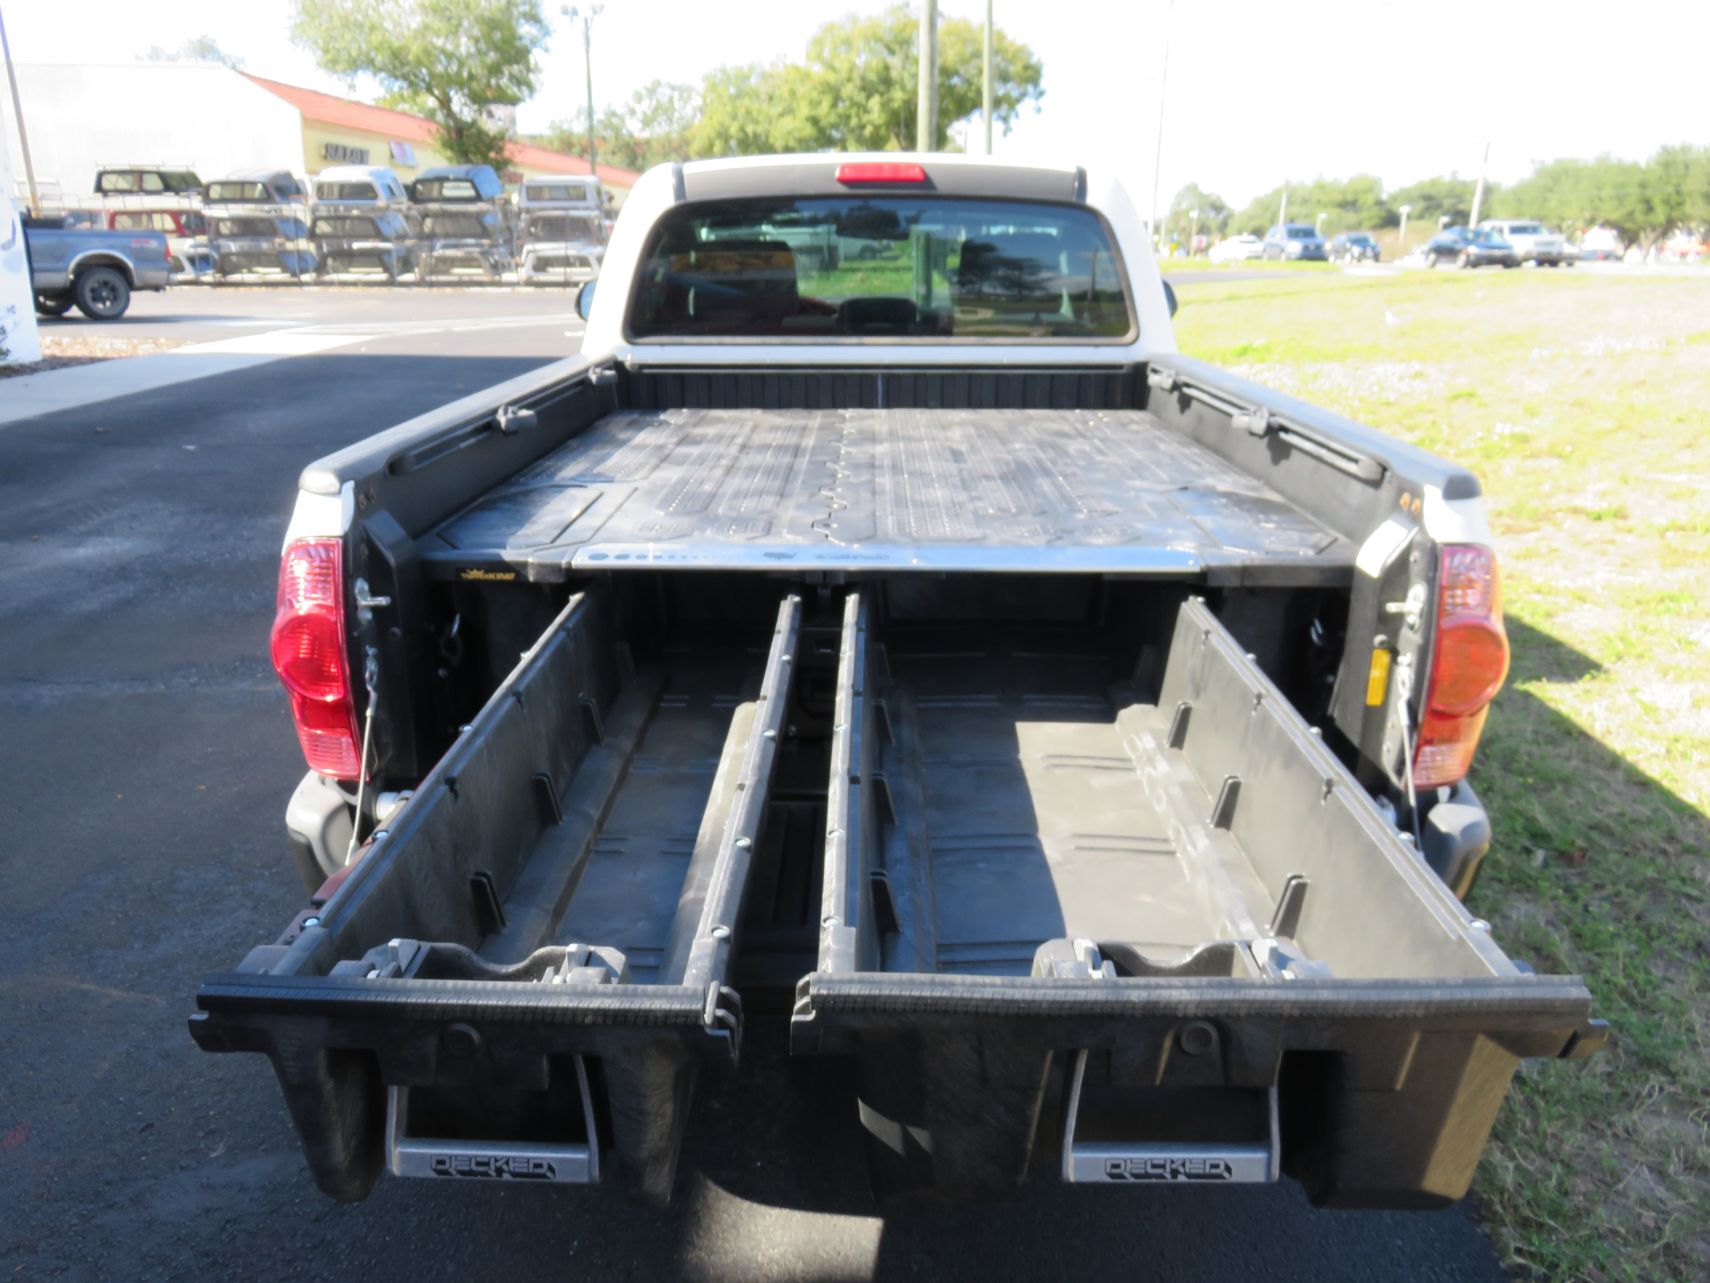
[1,63,638,207]
[244,74,640,203]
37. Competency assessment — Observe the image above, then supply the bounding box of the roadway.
[0,290,1509,1282]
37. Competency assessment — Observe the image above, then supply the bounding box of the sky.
[4,0,1707,213]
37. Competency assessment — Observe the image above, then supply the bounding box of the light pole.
[562,5,602,178]
[1149,0,1175,237]
[981,0,993,155]
[0,1,38,215]
[1189,207,1199,253]
[1469,139,1490,229]
[1398,203,1411,242]
[917,0,938,151]
[1316,211,1326,233]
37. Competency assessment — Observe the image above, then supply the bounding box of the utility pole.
[917,0,938,152]
[0,2,39,215]
[1277,186,1288,228]
[1149,0,1175,238]
[982,0,993,155]
[563,5,603,178]
[1398,203,1411,244]
[1468,139,1490,228]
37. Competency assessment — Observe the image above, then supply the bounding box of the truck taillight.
[1413,544,1510,790]
[270,538,362,778]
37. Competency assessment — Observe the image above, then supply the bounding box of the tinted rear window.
[1285,224,1318,238]
[528,213,603,241]
[313,217,381,236]
[425,213,492,237]
[415,179,480,201]
[527,182,595,202]
[629,196,1132,342]
[207,182,269,202]
[318,182,379,201]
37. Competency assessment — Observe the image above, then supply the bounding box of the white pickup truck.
[191,154,1604,1209]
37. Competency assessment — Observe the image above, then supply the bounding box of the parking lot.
[0,282,1520,1282]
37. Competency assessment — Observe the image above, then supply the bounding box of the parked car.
[1423,226,1519,269]
[310,211,414,280]
[107,208,214,281]
[23,213,169,318]
[1261,222,1328,261]
[1207,233,1263,262]
[311,165,409,208]
[209,213,316,277]
[411,165,511,278]
[204,170,307,207]
[192,153,1605,1215]
[1578,227,1624,261]
[1327,231,1380,263]
[417,206,511,278]
[516,207,606,285]
[1659,229,1709,262]
[93,165,202,198]
[1478,219,1571,266]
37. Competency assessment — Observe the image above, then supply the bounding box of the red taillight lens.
[835,162,927,184]
[270,538,362,778]
[1413,544,1510,789]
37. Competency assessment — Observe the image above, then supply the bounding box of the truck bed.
[422,407,1351,581]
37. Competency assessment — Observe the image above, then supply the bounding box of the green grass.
[1174,268,1710,1282]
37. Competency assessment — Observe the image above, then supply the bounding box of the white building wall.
[1,63,304,203]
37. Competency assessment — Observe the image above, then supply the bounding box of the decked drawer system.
[192,584,1600,1206]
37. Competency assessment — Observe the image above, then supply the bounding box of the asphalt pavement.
[0,290,1510,1283]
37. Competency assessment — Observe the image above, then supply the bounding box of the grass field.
[1173,268,1710,1282]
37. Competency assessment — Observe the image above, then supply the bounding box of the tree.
[292,0,548,169]
[691,5,1043,157]
[1165,183,1229,244]
[143,36,245,69]
[1386,175,1479,229]
[544,81,701,173]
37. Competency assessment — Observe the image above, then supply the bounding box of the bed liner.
[421,407,1352,582]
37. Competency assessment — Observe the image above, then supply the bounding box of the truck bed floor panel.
[880,644,1249,974]
[423,408,1350,578]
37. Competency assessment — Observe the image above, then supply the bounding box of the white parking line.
[170,330,379,357]
[0,327,378,427]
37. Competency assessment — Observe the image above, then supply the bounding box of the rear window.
[415,179,480,201]
[1505,222,1543,235]
[527,213,603,241]
[313,217,380,236]
[318,182,379,201]
[1285,224,1318,238]
[213,218,274,237]
[424,212,492,237]
[629,196,1133,342]
[526,181,594,203]
[207,182,270,202]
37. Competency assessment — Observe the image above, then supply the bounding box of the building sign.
[323,142,370,165]
[389,141,416,166]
